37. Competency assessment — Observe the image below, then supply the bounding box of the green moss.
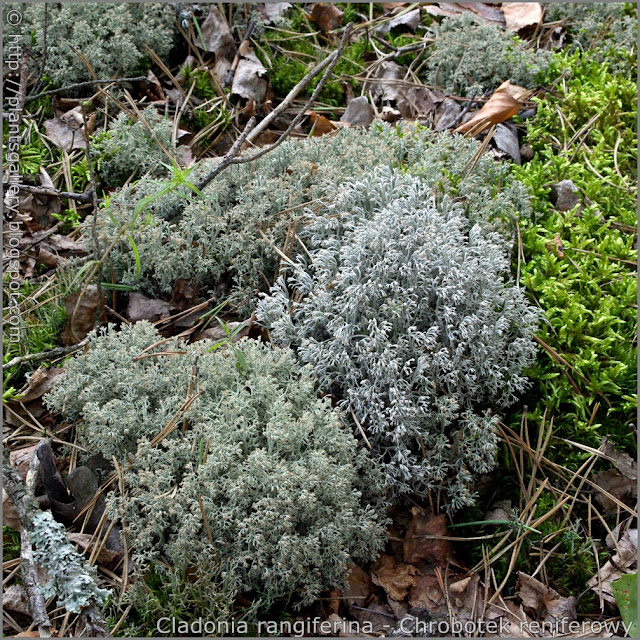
[514,50,637,456]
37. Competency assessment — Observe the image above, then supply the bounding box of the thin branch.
[3,453,53,637]
[2,182,95,203]
[23,76,149,104]
[2,337,90,371]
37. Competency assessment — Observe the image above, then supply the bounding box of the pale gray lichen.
[92,107,174,186]
[31,511,111,613]
[257,167,539,509]
[45,322,388,608]
[87,124,531,316]
[3,3,176,87]
[422,14,552,96]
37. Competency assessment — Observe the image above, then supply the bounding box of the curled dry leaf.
[344,564,374,608]
[502,2,543,33]
[455,80,533,134]
[231,41,268,103]
[44,106,95,152]
[371,554,421,601]
[306,110,336,136]
[593,469,637,512]
[376,8,421,35]
[588,529,637,605]
[309,3,344,34]
[602,439,637,481]
[198,6,236,61]
[60,284,106,346]
[67,533,121,565]
[547,233,565,259]
[2,585,31,616]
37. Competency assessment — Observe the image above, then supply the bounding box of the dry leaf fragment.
[309,3,344,34]
[198,6,236,60]
[306,110,336,136]
[340,97,374,127]
[455,80,533,134]
[44,106,91,151]
[493,122,521,163]
[371,554,421,601]
[502,3,543,33]
[517,572,577,622]
[403,512,453,568]
[344,564,374,607]
[588,530,637,605]
[546,234,565,259]
[60,285,106,346]
[376,8,421,35]
[593,469,637,512]
[408,573,446,612]
[2,585,31,616]
[67,533,121,565]
[602,439,637,481]
[127,292,171,323]
[231,41,268,102]
[3,489,22,531]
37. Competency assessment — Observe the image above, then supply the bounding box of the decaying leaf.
[261,3,292,24]
[517,572,577,622]
[9,445,39,481]
[198,6,236,60]
[231,41,268,102]
[433,97,462,131]
[67,532,122,565]
[306,110,336,136]
[309,3,344,34]
[408,573,445,612]
[403,511,453,568]
[588,529,637,605]
[593,469,637,512]
[376,8,421,35]
[193,321,249,343]
[127,292,171,323]
[493,122,521,163]
[502,3,543,33]
[3,489,22,531]
[60,284,106,346]
[371,554,421,601]
[44,106,95,151]
[455,81,533,134]
[344,563,374,607]
[15,368,66,405]
[546,233,565,259]
[602,439,637,481]
[340,97,374,127]
[2,585,30,616]
[169,278,199,313]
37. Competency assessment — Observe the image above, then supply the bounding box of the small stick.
[23,77,150,104]
[2,337,90,371]
[1,182,94,203]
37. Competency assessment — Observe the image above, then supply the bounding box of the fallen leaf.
[60,284,106,346]
[408,573,445,612]
[433,97,462,131]
[403,512,453,568]
[197,6,236,61]
[261,3,292,24]
[44,106,90,151]
[231,41,268,103]
[484,499,512,522]
[2,585,31,616]
[344,564,374,608]
[493,122,521,164]
[371,554,421,601]
[380,106,402,123]
[369,60,406,103]
[593,469,637,512]
[517,572,577,622]
[309,3,344,34]
[169,279,199,313]
[145,69,165,102]
[589,530,637,605]
[45,234,85,253]
[602,439,637,481]
[34,245,59,269]
[376,8,421,35]
[306,111,336,136]
[502,3,543,33]
[340,97,374,127]
[9,445,39,480]
[546,234,565,259]
[455,80,533,134]
[127,292,171,323]
[3,489,21,531]
[67,532,121,564]
[14,367,66,405]
[194,321,249,343]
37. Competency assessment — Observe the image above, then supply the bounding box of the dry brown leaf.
[306,111,336,137]
[15,367,66,405]
[169,278,199,313]
[340,97,374,127]
[517,572,577,622]
[127,292,171,323]
[602,439,637,481]
[589,529,637,605]
[371,554,421,601]
[455,80,533,134]
[60,285,106,346]
[546,233,565,259]
[408,573,445,612]
[9,445,39,481]
[376,8,421,34]
[309,3,344,34]
[193,322,249,343]
[593,469,637,512]
[67,532,121,565]
[3,489,22,531]
[433,97,462,131]
[198,6,236,60]
[145,69,165,102]
[44,106,92,151]
[502,2,543,33]
[403,512,453,568]
[344,564,374,608]
[231,41,268,102]
[2,585,31,616]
